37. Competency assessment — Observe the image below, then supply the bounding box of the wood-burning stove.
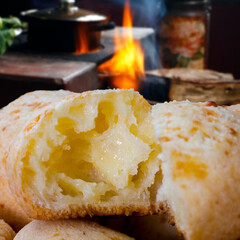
[0,26,164,108]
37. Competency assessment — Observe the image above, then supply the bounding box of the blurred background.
[1,0,240,77]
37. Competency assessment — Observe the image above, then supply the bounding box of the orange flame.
[98,0,145,90]
[75,26,91,54]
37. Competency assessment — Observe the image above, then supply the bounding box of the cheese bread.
[152,101,240,240]
[0,220,15,240]
[14,219,134,240]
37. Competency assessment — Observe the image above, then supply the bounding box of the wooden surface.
[169,79,240,105]
[148,68,240,105]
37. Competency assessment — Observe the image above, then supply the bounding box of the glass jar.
[159,0,211,69]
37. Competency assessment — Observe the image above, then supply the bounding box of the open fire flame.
[75,26,91,54]
[98,0,145,90]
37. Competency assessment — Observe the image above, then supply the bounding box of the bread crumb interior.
[21,92,162,208]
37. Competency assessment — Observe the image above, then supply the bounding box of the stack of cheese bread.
[0,89,239,240]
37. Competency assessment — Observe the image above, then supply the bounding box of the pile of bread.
[0,89,240,240]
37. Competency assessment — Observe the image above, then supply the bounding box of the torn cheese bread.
[152,101,240,240]
[14,219,134,240]
[0,89,162,220]
[0,220,15,240]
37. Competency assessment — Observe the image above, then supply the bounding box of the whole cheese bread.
[227,104,240,115]
[152,100,240,240]
[0,89,162,220]
[14,219,134,240]
[0,219,15,240]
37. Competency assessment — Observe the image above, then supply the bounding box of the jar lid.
[172,0,210,6]
[167,0,211,11]
[172,0,210,3]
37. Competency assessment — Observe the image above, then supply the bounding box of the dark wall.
[0,0,29,17]
[208,1,240,78]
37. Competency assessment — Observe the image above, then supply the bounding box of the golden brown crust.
[22,203,164,220]
[0,152,31,231]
